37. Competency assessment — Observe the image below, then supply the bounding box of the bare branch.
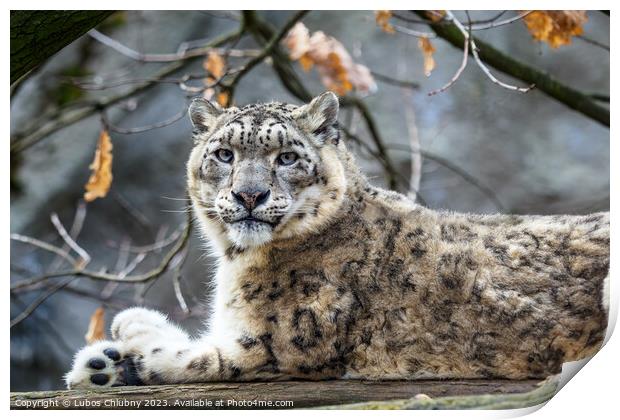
[402,92,422,202]
[102,105,188,135]
[88,30,256,63]
[118,253,147,279]
[470,42,534,93]
[428,31,469,96]
[370,71,420,89]
[51,213,91,268]
[392,24,437,39]
[341,97,399,190]
[393,10,530,31]
[467,11,532,30]
[171,248,190,314]
[10,29,244,154]
[416,11,609,126]
[385,144,505,211]
[10,234,77,267]
[448,11,534,93]
[11,213,192,292]
[576,35,610,52]
[225,11,309,99]
[10,278,74,328]
[105,227,183,254]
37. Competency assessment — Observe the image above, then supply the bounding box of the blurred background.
[10,10,609,391]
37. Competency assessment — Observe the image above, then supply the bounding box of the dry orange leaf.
[216,91,229,107]
[418,37,436,77]
[523,11,587,48]
[427,10,446,22]
[84,129,113,202]
[299,53,314,71]
[283,22,376,95]
[202,51,229,105]
[375,10,395,34]
[84,307,106,344]
[204,51,226,79]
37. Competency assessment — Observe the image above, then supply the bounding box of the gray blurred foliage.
[10,11,609,391]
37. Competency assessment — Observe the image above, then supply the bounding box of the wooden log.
[10,379,554,410]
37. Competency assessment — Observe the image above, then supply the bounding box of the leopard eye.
[277,152,298,166]
[214,148,234,164]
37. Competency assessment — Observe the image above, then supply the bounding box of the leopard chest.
[217,254,358,378]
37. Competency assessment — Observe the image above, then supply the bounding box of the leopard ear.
[188,97,223,133]
[293,91,340,144]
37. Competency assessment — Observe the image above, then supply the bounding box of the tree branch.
[10,11,114,84]
[225,11,309,99]
[10,214,192,292]
[416,11,610,127]
[10,29,244,154]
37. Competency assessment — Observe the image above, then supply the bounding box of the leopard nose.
[231,189,270,211]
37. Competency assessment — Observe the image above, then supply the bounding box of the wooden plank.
[10,379,550,410]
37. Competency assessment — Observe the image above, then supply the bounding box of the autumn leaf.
[299,54,314,71]
[427,10,446,22]
[85,307,106,344]
[418,37,436,77]
[523,11,587,48]
[283,22,376,95]
[202,51,229,104]
[204,51,226,79]
[284,22,311,61]
[84,129,113,202]
[216,91,229,107]
[375,10,395,34]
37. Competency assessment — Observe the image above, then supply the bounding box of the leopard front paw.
[65,341,143,389]
[110,307,188,344]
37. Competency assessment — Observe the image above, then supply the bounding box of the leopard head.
[187,92,348,253]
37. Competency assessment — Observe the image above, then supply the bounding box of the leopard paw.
[111,307,188,344]
[65,341,143,389]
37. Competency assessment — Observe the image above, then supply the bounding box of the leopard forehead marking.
[209,104,309,155]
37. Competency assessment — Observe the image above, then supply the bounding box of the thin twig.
[466,11,532,30]
[49,201,88,272]
[393,10,529,31]
[118,253,147,278]
[11,213,192,292]
[102,105,188,135]
[402,91,422,202]
[393,24,437,39]
[89,30,255,63]
[341,126,427,206]
[576,35,610,51]
[428,30,469,96]
[386,144,505,211]
[171,247,190,314]
[225,10,309,98]
[10,234,78,267]
[447,11,534,93]
[105,227,183,254]
[11,29,244,154]
[50,213,91,268]
[416,11,609,126]
[370,71,420,89]
[341,97,399,190]
[10,278,74,328]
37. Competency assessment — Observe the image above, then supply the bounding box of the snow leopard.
[65,92,609,389]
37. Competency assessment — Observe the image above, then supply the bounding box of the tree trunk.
[10,10,114,84]
[10,379,555,410]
